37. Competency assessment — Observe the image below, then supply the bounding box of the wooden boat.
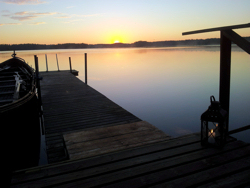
[0,51,41,171]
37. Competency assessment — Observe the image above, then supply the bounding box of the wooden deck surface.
[11,133,250,187]
[10,71,250,187]
[64,121,171,160]
[39,71,141,163]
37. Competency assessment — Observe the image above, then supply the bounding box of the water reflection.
[1,47,249,142]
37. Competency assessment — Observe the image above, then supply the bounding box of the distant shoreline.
[0,37,249,51]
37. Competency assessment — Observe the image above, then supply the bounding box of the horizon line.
[1,36,249,46]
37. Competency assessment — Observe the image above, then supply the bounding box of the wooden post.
[85,53,87,84]
[219,31,232,131]
[69,57,72,73]
[34,55,44,135]
[56,54,60,71]
[34,55,42,106]
[45,54,48,72]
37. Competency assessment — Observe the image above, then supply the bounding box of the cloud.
[32,12,57,16]
[2,0,46,5]
[67,6,75,9]
[15,11,30,15]
[60,14,100,24]
[0,21,45,26]
[56,13,100,20]
[0,23,21,26]
[72,14,100,18]
[62,19,84,24]
[29,21,45,25]
[10,15,37,21]
[56,16,71,19]
[1,10,10,13]
[15,11,57,16]
[3,11,57,21]
[2,14,11,17]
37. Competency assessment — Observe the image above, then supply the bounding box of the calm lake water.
[1,46,249,143]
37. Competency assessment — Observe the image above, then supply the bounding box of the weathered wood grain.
[64,121,171,160]
[10,136,249,188]
[11,134,199,185]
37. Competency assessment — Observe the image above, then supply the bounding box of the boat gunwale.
[0,56,37,112]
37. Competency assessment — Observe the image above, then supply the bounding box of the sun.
[114,40,120,44]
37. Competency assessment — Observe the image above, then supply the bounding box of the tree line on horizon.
[0,37,249,51]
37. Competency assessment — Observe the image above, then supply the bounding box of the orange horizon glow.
[0,1,249,45]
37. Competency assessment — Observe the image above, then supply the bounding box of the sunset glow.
[0,0,249,45]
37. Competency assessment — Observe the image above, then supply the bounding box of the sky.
[0,0,249,44]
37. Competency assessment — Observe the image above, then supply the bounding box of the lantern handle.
[210,95,216,103]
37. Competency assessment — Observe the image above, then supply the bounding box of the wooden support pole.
[45,54,48,72]
[85,53,87,84]
[56,54,60,71]
[219,31,232,131]
[34,55,44,135]
[69,57,72,73]
[34,55,42,106]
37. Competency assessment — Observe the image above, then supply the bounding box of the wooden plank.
[150,156,250,188]
[12,140,248,188]
[43,109,134,121]
[11,134,200,185]
[64,121,163,145]
[182,23,250,35]
[11,143,202,187]
[88,144,250,188]
[222,29,250,54]
[44,114,137,128]
[45,119,141,134]
[196,168,250,188]
[64,121,170,160]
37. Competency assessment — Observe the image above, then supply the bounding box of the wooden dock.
[11,133,250,187]
[10,71,250,187]
[39,71,169,163]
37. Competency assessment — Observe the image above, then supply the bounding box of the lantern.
[201,96,228,147]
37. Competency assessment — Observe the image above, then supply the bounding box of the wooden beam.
[182,23,250,36]
[228,125,250,135]
[219,31,231,131]
[222,30,250,54]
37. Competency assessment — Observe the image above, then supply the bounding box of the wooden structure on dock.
[11,133,250,187]
[183,23,250,132]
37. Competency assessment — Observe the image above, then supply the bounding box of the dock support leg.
[56,54,60,71]
[69,57,72,73]
[45,54,48,72]
[85,53,87,84]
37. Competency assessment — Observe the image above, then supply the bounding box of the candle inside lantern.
[208,129,215,143]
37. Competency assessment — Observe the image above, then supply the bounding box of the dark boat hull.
[0,54,41,171]
[2,92,41,170]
